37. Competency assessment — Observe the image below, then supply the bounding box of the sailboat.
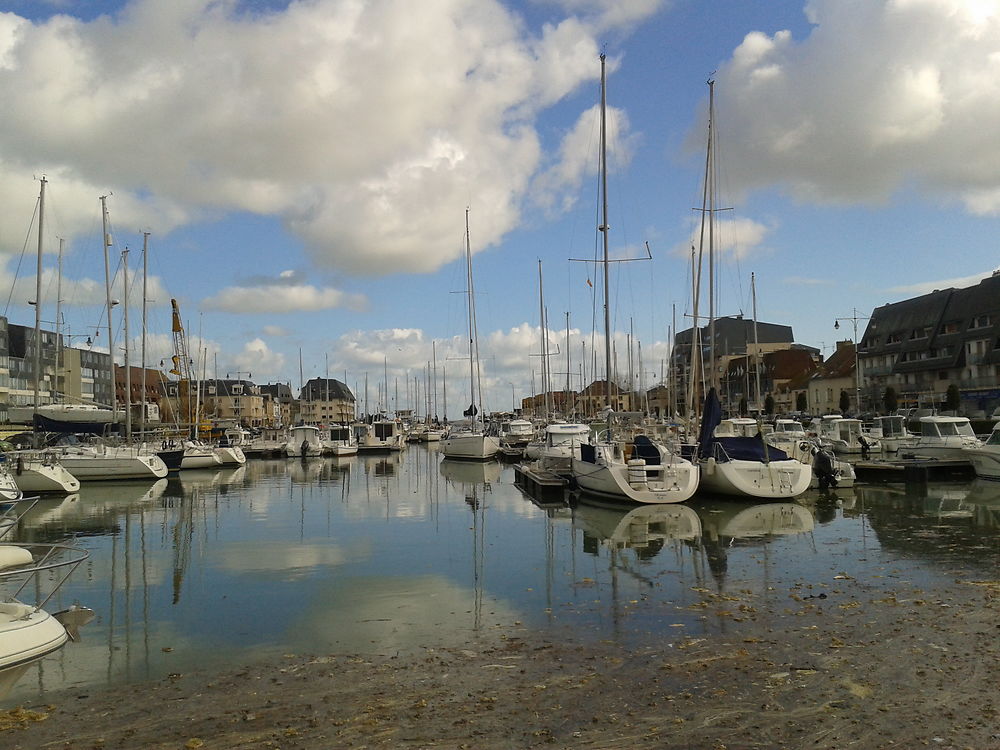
[570,55,699,505]
[440,210,500,460]
[690,81,809,500]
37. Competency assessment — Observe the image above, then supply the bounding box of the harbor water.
[8,445,1000,704]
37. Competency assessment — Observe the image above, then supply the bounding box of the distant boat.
[324,425,358,456]
[965,421,1000,480]
[440,210,499,461]
[285,425,324,457]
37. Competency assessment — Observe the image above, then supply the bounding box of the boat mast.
[141,232,149,437]
[122,247,131,438]
[55,237,63,406]
[32,177,46,440]
[100,195,116,414]
[464,208,478,429]
[706,79,718,394]
[599,53,613,410]
[432,340,438,421]
[537,260,549,419]
[752,271,761,413]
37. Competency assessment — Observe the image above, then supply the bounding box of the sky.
[2,0,1000,416]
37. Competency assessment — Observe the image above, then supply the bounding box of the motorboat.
[763,425,855,490]
[498,419,534,449]
[872,414,918,453]
[807,415,879,455]
[528,423,591,476]
[5,450,80,494]
[911,416,981,461]
[324,425,358,456]
[963,422,1000,480]
[356,419,407,452]
[0,541,90,700]
[572,434,699,504]
[285,425,324,457]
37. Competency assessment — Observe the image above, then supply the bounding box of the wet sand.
[4,574,998,749]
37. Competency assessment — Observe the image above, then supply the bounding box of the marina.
[4,443,999,710]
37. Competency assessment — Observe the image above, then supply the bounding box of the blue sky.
[2,0,1000,414]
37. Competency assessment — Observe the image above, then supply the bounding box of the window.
[887,333,903,344]
[941,322,960,334]
[970,314,992,329]
[232,384,244,395]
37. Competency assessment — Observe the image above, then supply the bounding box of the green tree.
[839,389,850,414]
[796,391,807,412]
[883,386,898,413]
[945,384,961,412]
[764,394,775,415]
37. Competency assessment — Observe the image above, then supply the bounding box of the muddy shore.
[4,575,998,749]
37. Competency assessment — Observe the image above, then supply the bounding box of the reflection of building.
[859,273,1000,415]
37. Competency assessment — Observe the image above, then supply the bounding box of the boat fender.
[15,456,22,475]
[704,457,716,475]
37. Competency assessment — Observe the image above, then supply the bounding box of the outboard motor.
[812,447,838,491]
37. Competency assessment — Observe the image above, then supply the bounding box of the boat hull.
[698,457,811,499]
[965,446,1000,480]
[440,433,500,460]
[572,455,699,504]
[9,454,79,493]
[56,452,168,480]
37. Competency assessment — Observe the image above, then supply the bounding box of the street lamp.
[834,308,871,415]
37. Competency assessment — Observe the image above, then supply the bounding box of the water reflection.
[3,451,998,706]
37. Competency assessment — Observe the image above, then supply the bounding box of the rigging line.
[4,196,40,317]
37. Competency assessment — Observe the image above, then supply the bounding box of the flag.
[463,403,478,417]
[586,278,593,288]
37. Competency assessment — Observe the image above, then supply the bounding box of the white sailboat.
[440,210,500,461]
[570,55,699,504]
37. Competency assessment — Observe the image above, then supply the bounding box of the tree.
[796,391,807,412]
[764,394,775,415]
[839,389,850,414]
[883,386,898,413]
[945,384,961,413]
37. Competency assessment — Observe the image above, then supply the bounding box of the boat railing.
[0,542,89,614]
[0,496,41,539]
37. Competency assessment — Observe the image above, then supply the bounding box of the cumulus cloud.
[228,337,286,378]
[672,215,773,260]
[0,0,661,275]
[712,0,1000,213]
[202,284,368,313]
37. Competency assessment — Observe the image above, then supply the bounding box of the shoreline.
[4,576,997,749]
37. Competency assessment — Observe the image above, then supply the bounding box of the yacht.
[963,422,1000,479]
[324,425,358,456]
[355,419,407,452]
[911,415,981,461]
[6,450,79,494]
[285,425,324,457]
[53,438,168,481]
[807,415,879,455]
[0,541,90,699]
[572,433,699,504]
[871,414,918,453]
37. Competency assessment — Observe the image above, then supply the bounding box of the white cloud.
[228,337,286,378]
[712,0,1000,212]
[0,0,661,275]
[202,284,368,313]
[886,268,999,296]
[672,215,773,260]
[261,324,290,337]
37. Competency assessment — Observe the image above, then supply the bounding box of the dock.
[513,462,569,503]
[853,457,975,483]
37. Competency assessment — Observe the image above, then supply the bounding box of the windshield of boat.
[936,421,975,437]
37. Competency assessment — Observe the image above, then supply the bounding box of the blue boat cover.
[697,388,789,462]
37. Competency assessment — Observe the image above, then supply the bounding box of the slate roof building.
[859,271,1000,414]
[298,378,356,425]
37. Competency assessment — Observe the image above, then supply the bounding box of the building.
[808,341,857,415]
[521,390,578,419]
[858,273,1000,415]
[259,383,295,427]
[572,380,631,417]
[114,365,167,424]
[298,378,355,425]
[671,315,797,414]
[720,348,819,414]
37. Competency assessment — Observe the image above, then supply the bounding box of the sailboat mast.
[32,177,46,429]
[752,272,761,412]
[141,232,149,436]
[101,195,116,412]
[706,79,718,393]
[123,248,131,437]
[432,340,438,420]
[537,260,549,418]
[464,208,478,428]
[599,53,613,409]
